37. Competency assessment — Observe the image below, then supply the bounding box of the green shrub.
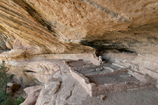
[14,97,25,105]
[0,61,12,103]
[0,97,25,105]
[0,97,14,105]
[0,61,25,105]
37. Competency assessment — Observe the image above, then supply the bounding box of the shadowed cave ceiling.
[0,0,158,56]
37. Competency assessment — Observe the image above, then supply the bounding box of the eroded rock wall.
[23,0,158,42]
[0,0,94,58]
[0,0,158,56]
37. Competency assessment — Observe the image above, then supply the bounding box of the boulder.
[7,82,20,92]
[20,86,43,105]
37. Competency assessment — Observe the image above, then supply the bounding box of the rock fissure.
[13,0,58,37]
[84,0,130,22]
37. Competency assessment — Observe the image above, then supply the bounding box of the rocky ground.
[19,59,158,105]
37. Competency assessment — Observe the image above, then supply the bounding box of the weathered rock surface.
[20,86,42,105]
[5,54,101,85]
[102,51,158,87]
[0,0,94,57]
[3,53,157,105]
[23,0,158,42]
[0,0,158,56]
[34,60,158,105]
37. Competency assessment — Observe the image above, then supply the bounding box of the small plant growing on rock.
[0,61,12,103]
[0,61,25,105]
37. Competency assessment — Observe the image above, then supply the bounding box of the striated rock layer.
[0,0,158,55]
[0,0,94,56]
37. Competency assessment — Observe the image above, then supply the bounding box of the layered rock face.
[23,0,158,42]
[1,0,158,105]
[0,0,158,55]
[0,0,94,57]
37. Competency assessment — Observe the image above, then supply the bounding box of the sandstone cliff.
[0,0,158,56]
[0,0,158,105]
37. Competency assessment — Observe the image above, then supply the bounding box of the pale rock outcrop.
[4,53,101,85]
[21,86,43,105]
[101,50,158,88]
[34,60,158,105]
[6,60,61,85]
